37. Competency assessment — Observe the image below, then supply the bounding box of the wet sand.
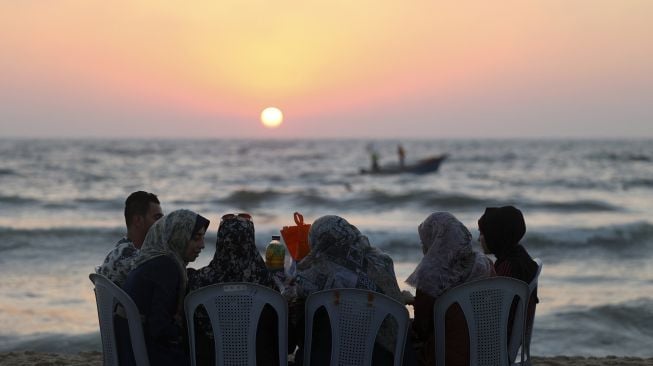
[1,352,652,366]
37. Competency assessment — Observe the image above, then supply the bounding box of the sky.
[1,1,652,139]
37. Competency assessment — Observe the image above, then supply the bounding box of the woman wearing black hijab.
[477,206,537,284]
[477,205,539,350]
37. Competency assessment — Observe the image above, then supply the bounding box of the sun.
[260,107,284,128]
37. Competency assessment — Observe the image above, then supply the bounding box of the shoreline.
[1,352,653,366]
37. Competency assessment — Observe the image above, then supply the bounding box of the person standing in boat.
[397,144,406,169]
[367,143,380,172]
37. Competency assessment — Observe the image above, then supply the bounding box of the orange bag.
[280,212,311,261]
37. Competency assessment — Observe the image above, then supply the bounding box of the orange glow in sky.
[1,1,652,138]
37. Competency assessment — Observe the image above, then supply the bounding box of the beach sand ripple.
[1,352,653,366]
[0,351,101,366]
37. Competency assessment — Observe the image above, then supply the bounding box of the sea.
[0,138,652,357]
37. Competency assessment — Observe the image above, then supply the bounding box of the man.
[97,191,163,286]
[397,144,406,168]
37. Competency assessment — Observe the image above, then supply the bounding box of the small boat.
[360,154,448,175]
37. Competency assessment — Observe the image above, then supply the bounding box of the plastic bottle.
[265,235,286,274]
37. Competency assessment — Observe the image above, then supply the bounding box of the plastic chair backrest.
[509,258,543,365]
[304,288,409,366]
[89,273,150,366]
[433,277,530,366]
[184,282,288,366]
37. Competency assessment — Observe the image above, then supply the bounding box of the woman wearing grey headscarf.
[291,215,409,366]
[407,212,494,366]
[119,209,210,366]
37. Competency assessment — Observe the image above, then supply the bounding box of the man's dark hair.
[124,191,160,227]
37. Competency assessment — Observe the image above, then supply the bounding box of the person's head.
[187,212,273,290]
[216,213,255,254]
[406,211,493,298]
[418,212,473,256]
[139,209,209,265]
[132,209,209,307]
[477,205,526,257]
[184,214,209,263]
[307,215,363,255]
[124,191,163,248]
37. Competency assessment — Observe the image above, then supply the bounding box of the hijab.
[296,215,402,301]
[296,215,403,353]
[188,217,274,291]
[477,206,526,259]
[131,209,209,305]
[406,212,494,299]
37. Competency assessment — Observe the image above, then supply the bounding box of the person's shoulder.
[140,255,179,272]
[129,255,180,284]
[115,237,135,249]
[115,239,138,259]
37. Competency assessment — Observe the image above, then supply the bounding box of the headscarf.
[296,215,402,301]
[406,212,494,299]
[477,206,526,259]
[296,215,403,352]
[131,209,209,306]
[188,217,274,291]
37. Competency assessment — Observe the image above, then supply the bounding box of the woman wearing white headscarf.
[407,212,494,366]
[119,209,210,366]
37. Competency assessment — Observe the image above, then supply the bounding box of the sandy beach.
[1,352,652,366]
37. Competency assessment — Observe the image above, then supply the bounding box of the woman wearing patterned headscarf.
[407,212,494,366]
[119,209,210,366]
[188,215,274,290]
[187,215,279,366]
[291,215,407,366]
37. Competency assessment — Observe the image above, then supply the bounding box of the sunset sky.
[1,1,652,138]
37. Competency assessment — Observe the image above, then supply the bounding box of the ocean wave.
[623,178,653,189]
[0,168,17,176]
[0,227,123,252]
[220,189,283,207]
[526,222,653,254]
[522,199,619,212]
[588,152,652,162]
[166,187,626,217]
[0,195,39,205]
[0,195,122,210]
[533,298,653,357]
[73,198,122,210]
[97,142,179,157]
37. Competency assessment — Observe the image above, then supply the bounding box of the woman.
[187,213,278,366]
[477,206,538,284]
[477,206,539,349]
[291,215,406,366]
[407,212,494,366]
[119,209,210,366]
[188,213,274,289]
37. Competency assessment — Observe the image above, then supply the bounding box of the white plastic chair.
[303,288,410,366]
[184,282,288,366]
[89,273,150,366]
[509,258,543,366]
[433,277,530,366]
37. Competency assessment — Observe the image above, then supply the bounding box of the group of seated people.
[96,191,539,366]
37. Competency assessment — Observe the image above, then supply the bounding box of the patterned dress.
[96,237,139,286]
[187,218,276,339]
